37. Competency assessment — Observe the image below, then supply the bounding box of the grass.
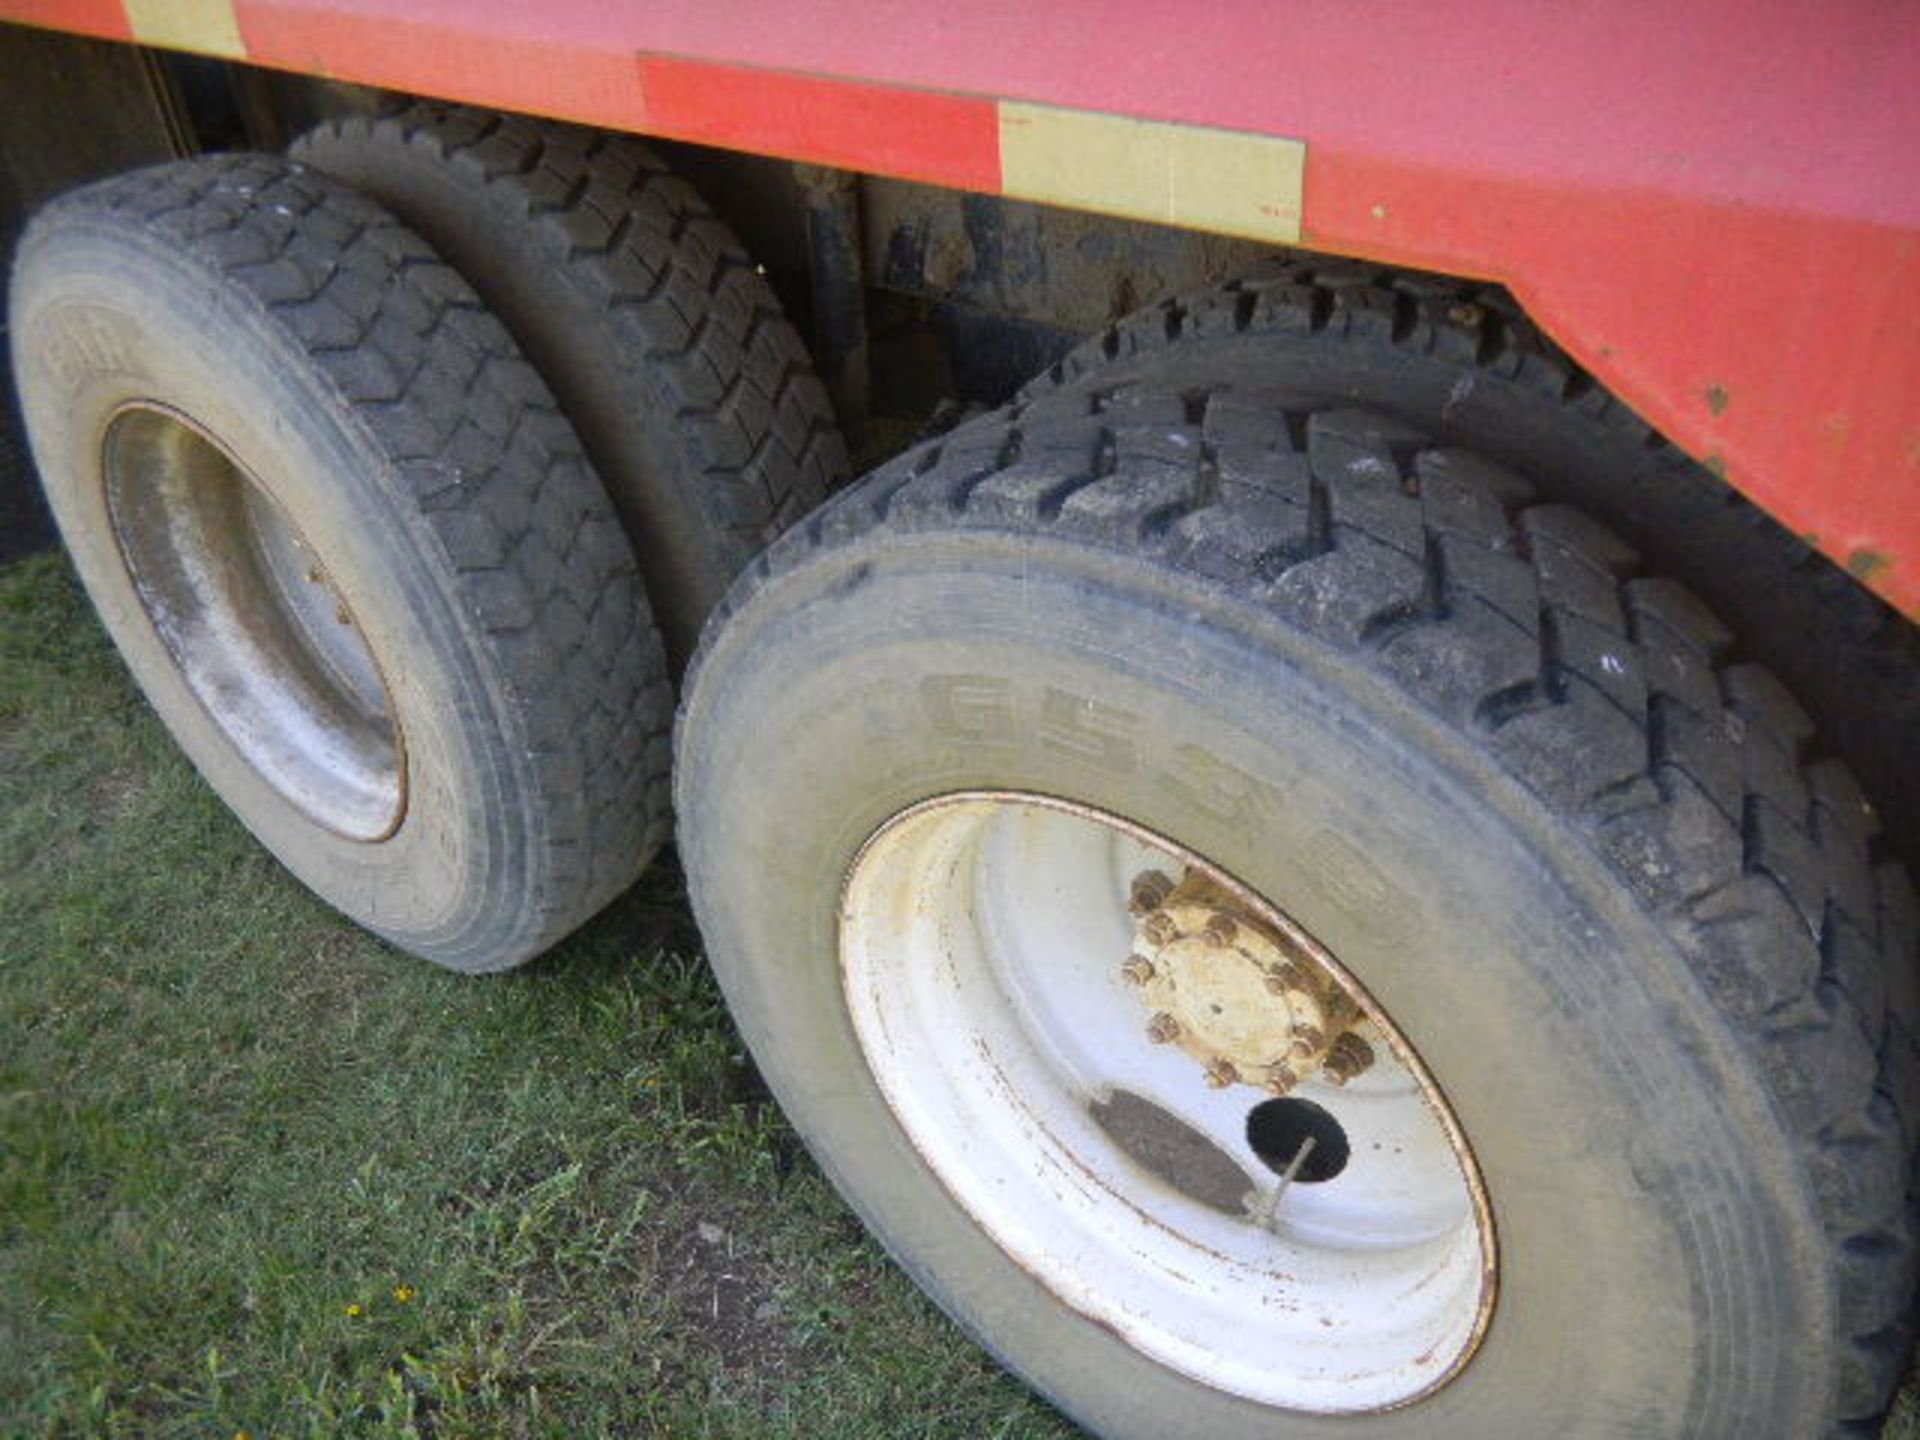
[0,552,1074,1438]
[4,547,1918,1440]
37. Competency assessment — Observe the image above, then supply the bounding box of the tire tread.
[1026,259,1920,878]
[292,105,849,662]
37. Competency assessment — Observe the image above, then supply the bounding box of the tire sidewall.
[678,530,1831,1437]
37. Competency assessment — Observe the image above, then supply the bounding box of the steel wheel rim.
[839,791,1496,1414]
[103,402,405,840]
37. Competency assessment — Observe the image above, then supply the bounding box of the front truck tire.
[292,104,850,670]
[8,155,672,972]
[677,384,1920,1436]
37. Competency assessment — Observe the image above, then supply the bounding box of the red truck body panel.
[6,0,1918,615]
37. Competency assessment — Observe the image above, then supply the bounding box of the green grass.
[0,553,1074,1438]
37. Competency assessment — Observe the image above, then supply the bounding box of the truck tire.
[1022,260,1920,874]
[676,383,1919,1436]
[8,154,671,972]
[292,104,849,670]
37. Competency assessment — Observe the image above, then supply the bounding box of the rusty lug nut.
[1145,1011,1182,1045]
[1264,1060,1298,1096]
[1140,911,1180,947]
[1204,1058,1239,1089]
[1120,954,1156,986]
[1271,960,1314,992]
[1201,912,1238,947]
[1322,1032,1376,1086]
[1265,966,1312,998]
[1127,869,1175,916]
[1287,1026,1326,1060]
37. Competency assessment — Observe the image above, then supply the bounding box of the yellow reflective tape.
[123,0,246,58]
[999,101,1304,245]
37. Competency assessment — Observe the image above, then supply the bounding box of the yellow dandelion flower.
[393,1284,416,1304]
[345,1302,364,1318]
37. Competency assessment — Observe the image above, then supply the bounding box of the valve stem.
[1248,1135,1319,1233]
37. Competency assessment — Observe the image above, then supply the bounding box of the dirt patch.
[89,767,145,821]
[643,1175,802,1389]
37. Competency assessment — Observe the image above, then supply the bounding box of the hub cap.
[839,792,1495,1414]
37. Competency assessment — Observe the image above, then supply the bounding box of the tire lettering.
[920,674,1018,743]
[1153,742,1280,835]
[1297,828,1418,943]
[1038,687,1138,774]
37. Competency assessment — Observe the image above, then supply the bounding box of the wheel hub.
[1124,867,1374,1093]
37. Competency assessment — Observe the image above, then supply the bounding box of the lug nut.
[1128,869,1175,916]
[1263,1060,1298,1096]
[1120,954,1156,986]
[1287,1026,1325,1060]
[1204,1058,1239,1089]
[1145,1011,1181,1045]
[1269,960,1312,994]
[1140,911,1179,947]
[1201,912,1238,947]
[1321,1031,1376,1086]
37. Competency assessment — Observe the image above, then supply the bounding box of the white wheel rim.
[840,792,1496,1414]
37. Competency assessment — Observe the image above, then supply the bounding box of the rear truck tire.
[676,383,1920,1436]
[291,104,850,671]
[1023,260,1920,874]
[8,154,671,973]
